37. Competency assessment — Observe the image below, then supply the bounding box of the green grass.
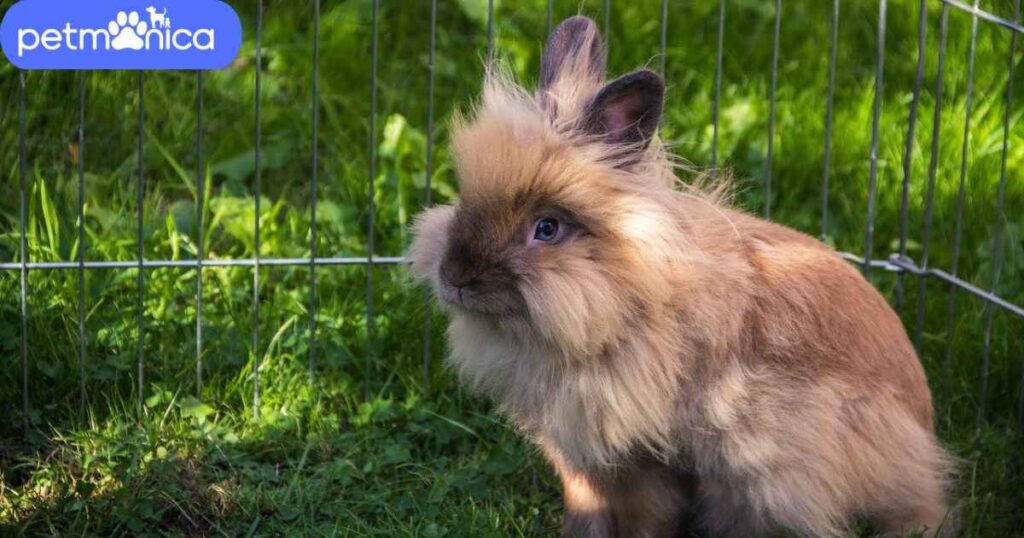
[1,0,1023,535]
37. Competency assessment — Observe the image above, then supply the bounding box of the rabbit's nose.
[440,257,482,289]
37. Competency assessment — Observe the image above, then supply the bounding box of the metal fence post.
[77,71,87,416]
[19,71,29,433]
[136,72,146,412]
[423,0,438,394]
[942,0,980,386]
[895,0,929,314]
[765,0,781,219]
[711,0,725,172]
[659,0,668,75]
[253,0,263,419]
[821,0,839,241]
[196,71,204,396]
[862,0,887,278]
[915,4,949,359]
[309,0,321,383]
[366,0,380,400]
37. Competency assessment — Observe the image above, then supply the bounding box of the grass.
[1,0,1023,535]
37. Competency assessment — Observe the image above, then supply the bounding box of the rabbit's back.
[721,211,933,426]
[679,208,952,536]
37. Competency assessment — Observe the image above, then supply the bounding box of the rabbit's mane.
[429,65,749,470]
[415,22,744,470]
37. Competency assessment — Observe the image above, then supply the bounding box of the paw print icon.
[108,11,148,50]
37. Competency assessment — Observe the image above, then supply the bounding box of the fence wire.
[6,1,1024,435]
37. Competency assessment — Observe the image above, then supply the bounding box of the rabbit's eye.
[533,217,560,242]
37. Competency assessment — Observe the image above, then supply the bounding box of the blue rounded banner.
[1,0,242,69]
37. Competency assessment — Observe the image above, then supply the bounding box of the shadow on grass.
[0,392,561,537]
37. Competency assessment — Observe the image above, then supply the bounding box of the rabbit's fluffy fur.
[409,16,954,538]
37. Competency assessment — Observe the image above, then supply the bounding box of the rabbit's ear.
[538,16,606,108]
[580,69,664,149]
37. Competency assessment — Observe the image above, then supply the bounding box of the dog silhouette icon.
[146,6,170,29]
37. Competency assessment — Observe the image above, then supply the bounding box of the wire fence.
[3,0,1023,437]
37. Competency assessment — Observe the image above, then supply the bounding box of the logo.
[1,0,242,69]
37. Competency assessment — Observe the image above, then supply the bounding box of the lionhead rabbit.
[409,16,954,538]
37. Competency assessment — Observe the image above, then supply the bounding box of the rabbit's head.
[410,16,696,359]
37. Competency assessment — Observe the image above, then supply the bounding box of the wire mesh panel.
[2,0,1022,441]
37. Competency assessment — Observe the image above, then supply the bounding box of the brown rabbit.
[409,16,954,538]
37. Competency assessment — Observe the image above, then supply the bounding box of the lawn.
[1,0,1022,536]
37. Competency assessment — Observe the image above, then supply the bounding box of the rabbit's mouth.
[436,278,524,317]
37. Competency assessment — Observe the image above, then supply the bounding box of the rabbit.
[408,15,955,538]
